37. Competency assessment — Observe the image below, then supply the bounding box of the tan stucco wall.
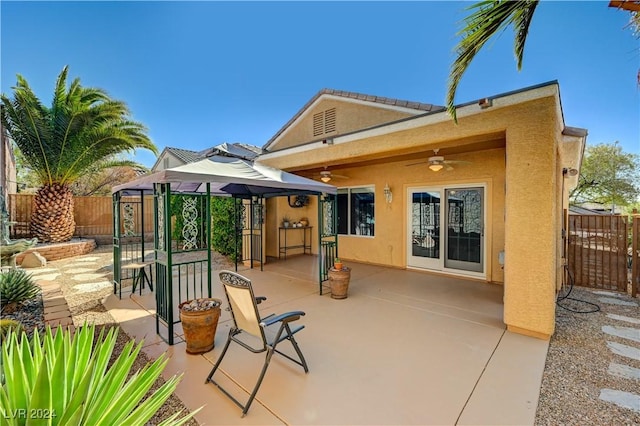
[273,99,416,151]
[261,86,583,339]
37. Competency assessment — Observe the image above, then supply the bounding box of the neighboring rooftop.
[199,142,262,160]
[166,147,201,164]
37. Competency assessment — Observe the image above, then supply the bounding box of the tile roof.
[199,142,262,160]
[264,88,443,149]
[166,147,201,164]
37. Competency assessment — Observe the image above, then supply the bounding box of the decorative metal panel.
[123,203,136,236]
[181,197,199,250]
[157,190,165,251]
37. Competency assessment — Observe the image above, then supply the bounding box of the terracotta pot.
[334,262,343,270]
[328,267,350,299]
[179,298,222,354]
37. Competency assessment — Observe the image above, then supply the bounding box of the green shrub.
[0,269,39,312]
[0,324,198,425]
[211,197,241,261]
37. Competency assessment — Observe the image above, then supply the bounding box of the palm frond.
[447,0,539,122]
[1,66,157,186]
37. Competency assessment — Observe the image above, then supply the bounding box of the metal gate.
[112,191,152,295]
[154,183,212,345]
[568,215,628,291]
[318,193,337,294]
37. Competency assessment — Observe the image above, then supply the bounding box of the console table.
[278,226,312,259]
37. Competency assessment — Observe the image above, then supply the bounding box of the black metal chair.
[205,270,309,417]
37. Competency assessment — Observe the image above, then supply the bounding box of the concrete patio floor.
[104,255,549,425]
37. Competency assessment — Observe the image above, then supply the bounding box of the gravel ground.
[4,245,639,425]
[535,286,640,425]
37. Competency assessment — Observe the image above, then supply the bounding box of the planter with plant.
[281,215,292,228]
[0,268,40,314]
[0,324,198,425]
[329,259,350,299]
[179,297,222,354]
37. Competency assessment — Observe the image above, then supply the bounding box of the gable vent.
[313,108,337,137]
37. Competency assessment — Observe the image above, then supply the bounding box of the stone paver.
[598,297,638,307]
[608,363,640,381]
[599,389,640,413]
[601,296,640,415]
[602,325,640,344]
[36,280,74,328]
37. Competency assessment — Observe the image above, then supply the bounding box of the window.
[337,187,375,236]
[312,108,337,137]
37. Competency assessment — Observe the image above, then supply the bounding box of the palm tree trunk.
[30,184,75,243]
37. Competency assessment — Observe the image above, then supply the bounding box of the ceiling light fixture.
[428,162,444,172]
[320,171,332,182]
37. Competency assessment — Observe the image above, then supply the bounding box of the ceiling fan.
[317,167,348,183]
[406,149,470,172]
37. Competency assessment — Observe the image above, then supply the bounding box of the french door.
[407,186,485,276]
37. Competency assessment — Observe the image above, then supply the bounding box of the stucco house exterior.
[257,81,586,340]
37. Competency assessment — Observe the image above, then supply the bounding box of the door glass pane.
[445,188,482,271]
[411,192,440,259]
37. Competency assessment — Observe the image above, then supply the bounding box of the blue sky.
[2,1,639,168]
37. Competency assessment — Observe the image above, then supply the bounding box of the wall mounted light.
[383,183,393,204]
[478,97,493,108]
[562,167,578,177]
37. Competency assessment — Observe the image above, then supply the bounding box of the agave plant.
[0,269,39,312]
[0,324,198,425]
[0,319,22,342]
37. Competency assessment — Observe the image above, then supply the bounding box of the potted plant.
[282,215,292,228]
[328,259,351,299]
[179,297,222,354]
[333,258,343,270]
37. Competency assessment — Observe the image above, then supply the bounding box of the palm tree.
[446,0,639,121]
[447,0,539,122]
[1,66,157,242]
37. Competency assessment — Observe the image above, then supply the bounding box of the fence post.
[632,215,639,298]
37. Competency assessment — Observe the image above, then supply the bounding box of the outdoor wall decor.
[288,195,309,208]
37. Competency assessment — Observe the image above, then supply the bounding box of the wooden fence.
[8,194,154,240]
[567,215,629,292]
[632,215,639,297]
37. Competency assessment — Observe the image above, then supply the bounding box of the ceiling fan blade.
[405,161,428,167]
[332,174,349,179]
[443,159,472,165]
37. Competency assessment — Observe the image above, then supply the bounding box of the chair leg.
[205,334,233,384]
[130,270,140,296]
[285,325,309,373]
[147,264,154,291]
[242,348,275,417]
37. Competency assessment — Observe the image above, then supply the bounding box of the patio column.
[503,100,561,340]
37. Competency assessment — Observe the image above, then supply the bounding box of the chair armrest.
[255,296,267,304]
[261,311,305,327]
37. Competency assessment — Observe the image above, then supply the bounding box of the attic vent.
[313,108,337,137]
